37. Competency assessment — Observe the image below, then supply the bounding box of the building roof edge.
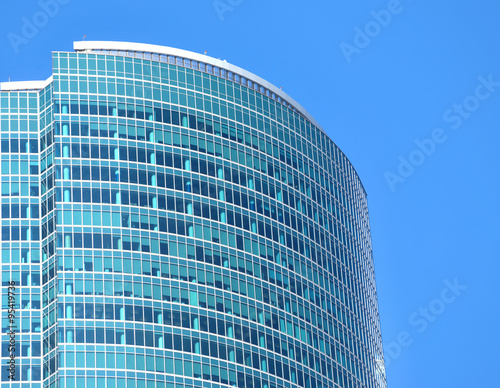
[1,76,53,92]
[73,41,325,133]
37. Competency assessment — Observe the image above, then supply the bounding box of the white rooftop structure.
[73,41,324,132]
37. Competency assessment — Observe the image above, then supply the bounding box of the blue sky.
[1,1,499,387]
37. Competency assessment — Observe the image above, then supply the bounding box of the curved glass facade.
[1,42,387,388]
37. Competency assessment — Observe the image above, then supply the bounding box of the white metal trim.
[73,41,324,132]
[1,76,53,92]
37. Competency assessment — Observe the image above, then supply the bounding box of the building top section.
[73,41,325,133]
[1,76,53,92]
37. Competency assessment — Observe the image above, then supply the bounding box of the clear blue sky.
[1,1,499,387]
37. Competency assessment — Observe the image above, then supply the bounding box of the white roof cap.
[1,76,53,91]
[73,41,324,132]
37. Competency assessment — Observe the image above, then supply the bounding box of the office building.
[0,41,387,388]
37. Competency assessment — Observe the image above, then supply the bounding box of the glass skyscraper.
[1,41,387,388]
